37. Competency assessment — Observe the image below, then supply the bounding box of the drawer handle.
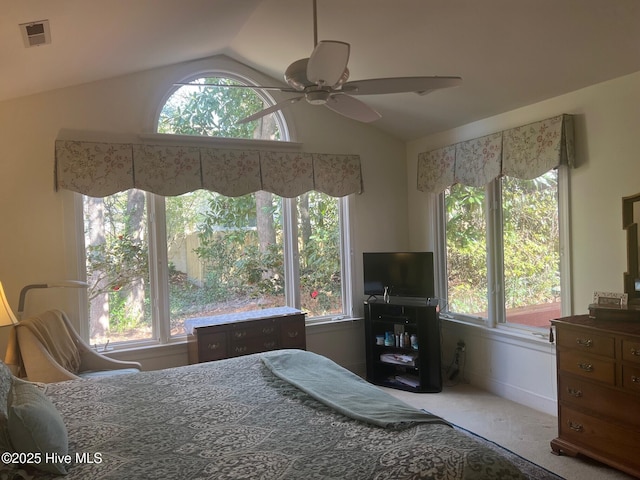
[632,376,640,384]
[287,331,299,338]
[567,388,583,397]
[263,341,276,349]
[234,331,247,339]
[577,362,594,372]
[262,327,275,334]
[567,421,584,432]
[631,348,640,357]
[207,343,220,350]
[576,338,592,348]
[234,346,247,353]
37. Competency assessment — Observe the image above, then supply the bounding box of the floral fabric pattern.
[55,141,133,197]
[201,148,261,197]
[417,146,456,194]
[55,140,362,199]
[502,114,574,180]
[133,145,201,196]
[313,154,362,197]
[416,114,575,193]
[454,132,502,187]
[25,353,527,480]
[259,151,314,198]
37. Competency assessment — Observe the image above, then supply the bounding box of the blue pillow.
[7,382,69,474]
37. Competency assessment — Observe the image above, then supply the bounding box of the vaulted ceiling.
[2,0,640,141]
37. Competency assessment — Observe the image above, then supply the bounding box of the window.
[444,184,487,317]
[501,170,561,326]
[83,74,351,347]
[442,167,566,328]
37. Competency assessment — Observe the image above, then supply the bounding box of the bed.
[1,349,527,479]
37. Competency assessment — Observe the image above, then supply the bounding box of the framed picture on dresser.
[593,291,628,307]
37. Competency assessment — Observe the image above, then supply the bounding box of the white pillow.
[8,381,69,474]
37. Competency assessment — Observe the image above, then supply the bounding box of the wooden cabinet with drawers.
[185,307,306,364]
[551,315,640,477]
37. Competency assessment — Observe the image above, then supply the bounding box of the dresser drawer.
[559,373,640,427]
[622,364,640,393]
[280,316,306,349]
[197,331,229,362]
[559,405,640,471]
[557,327,615,358]
[557,350,615,385]
[622,338,640,365]
[230,335,279,357]
[230,319,279,340]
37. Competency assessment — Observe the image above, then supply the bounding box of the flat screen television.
[363,252,434,299]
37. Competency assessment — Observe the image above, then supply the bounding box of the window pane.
[297,192,342,317]
[445,184,488,316]
[158,76,281,140]
[502,171,561,327]
[85,190,152,345]
[166,190,285,335]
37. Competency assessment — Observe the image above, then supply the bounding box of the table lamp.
[0,281,18,326]
[0,281,20,373]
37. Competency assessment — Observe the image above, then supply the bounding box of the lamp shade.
[0,281,18,326]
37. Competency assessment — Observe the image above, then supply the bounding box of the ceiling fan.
[177,0,462,124]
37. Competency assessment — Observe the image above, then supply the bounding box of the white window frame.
[436,165,571,330]
[75,187,354,347]
[73,70,355,346]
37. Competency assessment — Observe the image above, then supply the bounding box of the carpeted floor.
[451,423,564,479]
[383,383,635,480]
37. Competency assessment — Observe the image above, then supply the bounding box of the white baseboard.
[469,372,558,416]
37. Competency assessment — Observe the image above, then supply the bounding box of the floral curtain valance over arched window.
[55,137,362,199]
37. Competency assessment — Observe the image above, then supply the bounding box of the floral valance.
[502,114,574,180]
[55,140,362,198]
[417,114,575,194]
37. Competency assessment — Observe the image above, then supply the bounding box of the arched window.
[158,75,286,141]
[81,70,351,348]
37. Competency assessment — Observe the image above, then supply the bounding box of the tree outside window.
[85,75,346,346]
[444,169,562,328]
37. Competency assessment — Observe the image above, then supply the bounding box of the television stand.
[364,299,442,393]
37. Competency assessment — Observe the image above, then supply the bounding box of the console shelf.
[364,299,442,393]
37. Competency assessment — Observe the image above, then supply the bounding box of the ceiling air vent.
[19,20,51,48]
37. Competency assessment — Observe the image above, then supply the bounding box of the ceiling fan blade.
[342,76,462,95]
[238,96,304,124]
[307,41,350,87]
[324,94,381,123]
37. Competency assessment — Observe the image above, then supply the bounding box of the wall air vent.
[19,20,51,48]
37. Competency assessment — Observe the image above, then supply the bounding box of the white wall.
[0,55,406,372]
[406,71,640,414]
[7,53,637,410]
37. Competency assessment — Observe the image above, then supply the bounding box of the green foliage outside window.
[445,170,560,319]
[86,75,343,343]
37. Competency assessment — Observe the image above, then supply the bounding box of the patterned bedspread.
[31,352,525,479]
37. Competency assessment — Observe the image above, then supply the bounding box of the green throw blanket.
[261,349,450,429]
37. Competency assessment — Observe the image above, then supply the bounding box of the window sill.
[439,314,554,349]
[306,315,363,326]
